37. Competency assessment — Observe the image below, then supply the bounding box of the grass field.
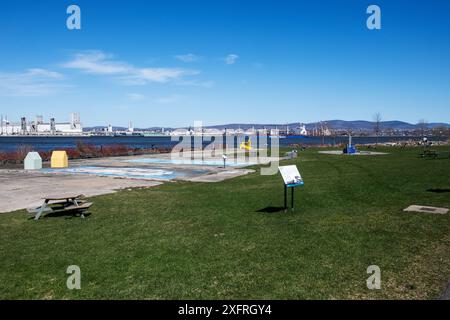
[0,146,449,299]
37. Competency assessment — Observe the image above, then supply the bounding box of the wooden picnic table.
[420,149,439,158]
[420,149,450,159]
[31,194,92,220]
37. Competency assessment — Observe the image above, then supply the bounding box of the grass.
[0,146,449,299]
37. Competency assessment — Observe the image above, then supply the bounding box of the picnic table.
[420,149,439,158]
[419,149,450,159]
[28,195,92,220]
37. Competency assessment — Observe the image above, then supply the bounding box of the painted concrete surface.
[0,170,162,213]
[318,150,388,155]
[403,205,449,215]
[0,151,274,213]
[186,169,256,182]
[41,166,194,181]
[78,150,278,169]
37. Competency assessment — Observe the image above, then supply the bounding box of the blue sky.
[0,0,449,127]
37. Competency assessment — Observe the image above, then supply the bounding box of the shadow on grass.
[427,188,450,193]
[256,206,286,213]
[28,211,92,220]
[440,283,450,300]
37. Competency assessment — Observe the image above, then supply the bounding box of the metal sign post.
[279,165,304,212]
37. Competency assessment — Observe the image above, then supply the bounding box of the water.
[0,135,442,153]
[0,136,176,152]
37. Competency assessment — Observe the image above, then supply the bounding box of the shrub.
[14,145,33,161]
[65,148,81,159]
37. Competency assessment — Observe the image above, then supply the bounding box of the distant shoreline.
[0,134,448,138]
[0,135,448,153]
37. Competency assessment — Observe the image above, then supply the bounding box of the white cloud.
[225,54,239,65]
[27,68,64,79]
[0,68,65,96]
[131,68,200,84]
[62,51,130,74]
[62,51,200,84]
[127,93,145,101]
[174,53,200,63]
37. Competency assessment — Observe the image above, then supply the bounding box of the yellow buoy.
[51,150,69,168]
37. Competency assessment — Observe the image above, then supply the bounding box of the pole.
[284,185,287,212]
[291,187,294,212]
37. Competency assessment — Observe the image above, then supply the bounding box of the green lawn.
[1,147,449,299]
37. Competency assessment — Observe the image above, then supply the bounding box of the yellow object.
[51,151,69,168]
[239,138,252,151]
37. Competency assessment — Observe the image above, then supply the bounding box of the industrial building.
[0,113,83,135]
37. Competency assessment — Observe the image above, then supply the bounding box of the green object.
[0,146,449,299]
[24,152,42,170]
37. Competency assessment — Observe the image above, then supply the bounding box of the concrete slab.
[186,169,255,182]
[0,170,162,213]
[32,151,274,182]
[76,151,278,170]
[0,151,274,213]
[318,150,388,155]
[403,205,449,215]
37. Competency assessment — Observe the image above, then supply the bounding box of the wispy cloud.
[123,68,200,85]
[62,50,201,84]
[174,53,200,63]
[27,68,64,79]
[225,54,239,65]
[127,93,145,101]
[175,79,215,88]
[0,68,65,96]
[62,51,129,75]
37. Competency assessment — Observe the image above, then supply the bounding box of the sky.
[0,0,449,127]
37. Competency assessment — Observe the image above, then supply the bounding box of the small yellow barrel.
[51,151,69,168]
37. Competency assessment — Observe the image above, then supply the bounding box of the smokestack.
[21,117,27,135]
[50,118,56,134]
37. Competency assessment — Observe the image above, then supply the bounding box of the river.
[0,135,442,152]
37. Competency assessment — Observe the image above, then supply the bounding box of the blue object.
[286,181,304,188]
[41,166,190,180]
[284,181,304,212]
[343,146,357,154]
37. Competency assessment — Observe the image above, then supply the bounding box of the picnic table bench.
[420,149,439,158]
[420,150,450,159]
[27,195,93,220]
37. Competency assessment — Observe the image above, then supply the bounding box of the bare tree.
[373,112,382,146]
[16,144,33,161]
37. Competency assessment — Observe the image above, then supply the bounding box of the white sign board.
[279,165,303,185]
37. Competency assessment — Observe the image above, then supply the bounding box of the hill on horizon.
[84,120,450,132]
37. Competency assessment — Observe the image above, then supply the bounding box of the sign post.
[279,165,304,212]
